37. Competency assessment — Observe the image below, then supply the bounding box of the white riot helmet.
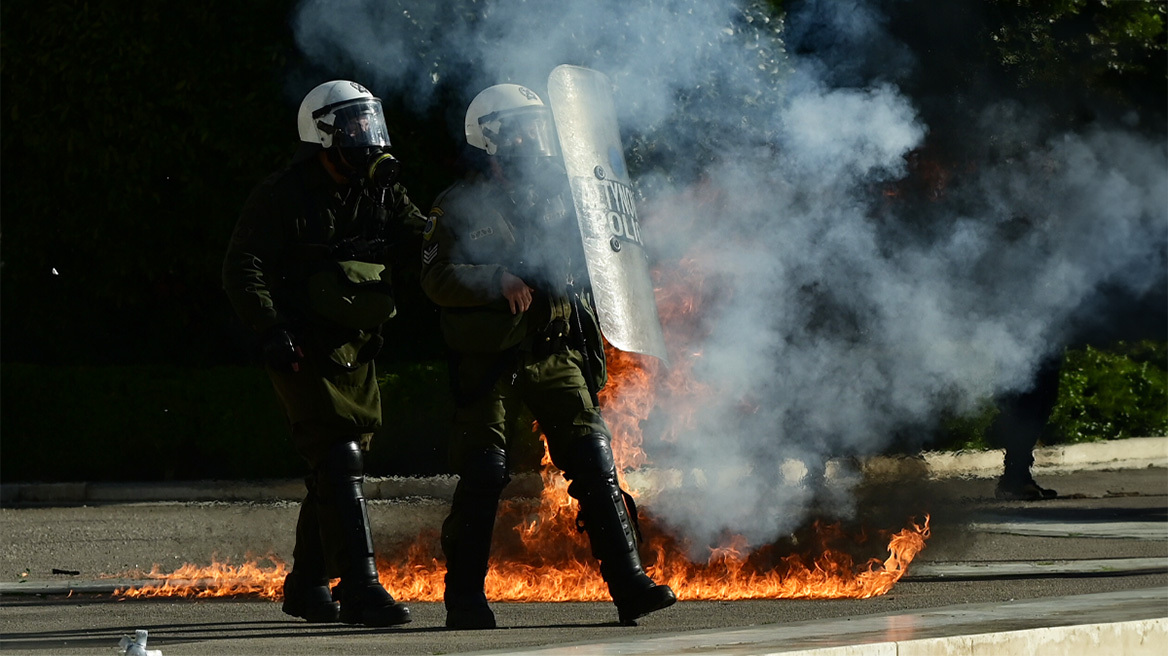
[464,84,559,158]
[298,80,392,150]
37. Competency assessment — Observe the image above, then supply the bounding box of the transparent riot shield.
[546,65,669,364]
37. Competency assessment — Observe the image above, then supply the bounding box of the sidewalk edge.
[3,437,1164,504]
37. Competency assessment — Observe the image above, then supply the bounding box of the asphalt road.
[1,467,1165,655]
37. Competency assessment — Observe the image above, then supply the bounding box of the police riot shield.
[546,65,669,364]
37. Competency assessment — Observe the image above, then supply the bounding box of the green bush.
[1048,341,1168,443]
[936,400,1000,452]
[932,341,1166,451]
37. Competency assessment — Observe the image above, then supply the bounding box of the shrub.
[1048,341,1168,443]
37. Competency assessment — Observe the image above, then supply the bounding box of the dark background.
[1,0,1164,482]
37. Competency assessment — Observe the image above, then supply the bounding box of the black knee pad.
[315,440,364,502]
[320,439,364,475]
[554,433,614,482]
[457,448,511,495]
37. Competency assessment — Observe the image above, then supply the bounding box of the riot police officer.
[421,84,676,629]
[222,80,424,627]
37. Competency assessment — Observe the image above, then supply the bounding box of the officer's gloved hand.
[261,326,304,373]
[357,332,384,362]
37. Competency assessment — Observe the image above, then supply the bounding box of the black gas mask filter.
[335,147,401,189]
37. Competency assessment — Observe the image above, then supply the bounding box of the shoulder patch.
[424,207,443,241]
[422,243,438,264]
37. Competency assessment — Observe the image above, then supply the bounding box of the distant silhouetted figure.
[989,360,1059,501]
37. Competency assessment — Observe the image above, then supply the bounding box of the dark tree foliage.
[1,1,464,367]
[875,0,1166,447]
[989,0,1166,113]
[876,0,1165,160]
[1,0,1161,370]
[2,1,304,365]
[0,0,1162,481]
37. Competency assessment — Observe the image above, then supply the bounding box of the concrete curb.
[776,618,1167,656]
[862,435,1168,482]
[2,437,1164,506]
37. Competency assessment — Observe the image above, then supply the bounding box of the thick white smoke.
[292,0,1167,551]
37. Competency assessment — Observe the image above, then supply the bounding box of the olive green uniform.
[422,171,676,627]
[223,155,425,626]
[223,159,425,464]
[420,173,609,471]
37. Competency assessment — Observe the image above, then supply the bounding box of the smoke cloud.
[291,0,1167,551]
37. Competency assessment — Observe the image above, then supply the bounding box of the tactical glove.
[330,236,387,262]
[261,326,304,373]
[357,332,384,362]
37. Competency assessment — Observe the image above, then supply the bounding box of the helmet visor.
[328,100,392,148]
[481,106,559,158]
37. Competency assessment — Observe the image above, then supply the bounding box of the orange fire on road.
[115,259,930,602]
[115,481,929,603]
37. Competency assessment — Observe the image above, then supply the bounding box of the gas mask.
[335,147,401,190]
[504,156,574,236]
[326,100,399,189]
[503,156,568,202]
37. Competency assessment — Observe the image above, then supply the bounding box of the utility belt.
[447,318,575,408]
[526,318,571,360]
[517,286,575,356]
[444,290,587,406]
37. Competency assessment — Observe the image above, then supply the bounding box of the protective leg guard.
[562,434,676,625]
[282,481,341,622]
[316,440,411,627]
[442,448,510,630]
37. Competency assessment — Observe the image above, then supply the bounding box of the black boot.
[442,448,510,630]
[997,452,1057,501]
[561,434,676,626]
[316,440,411,627]
[282,570,339,623]
[996,471,1058,500]
[282,481,341,622]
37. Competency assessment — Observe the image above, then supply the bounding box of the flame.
[884,146,963,202]
[111,509,929,602]
[114,558,288,599]
[112,258,930,602]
